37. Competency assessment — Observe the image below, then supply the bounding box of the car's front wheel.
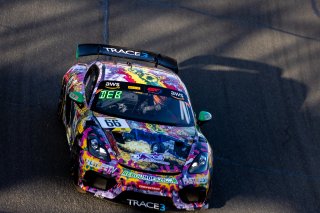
[70,142,86,193]
[70,140,80,184]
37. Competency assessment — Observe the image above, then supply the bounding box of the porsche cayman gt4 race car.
[58,44,213,211]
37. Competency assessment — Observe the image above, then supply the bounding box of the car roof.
[100,61,188,93]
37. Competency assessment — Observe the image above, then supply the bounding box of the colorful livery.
[58,44,213,211]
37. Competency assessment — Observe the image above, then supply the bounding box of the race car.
[58,44,213,211]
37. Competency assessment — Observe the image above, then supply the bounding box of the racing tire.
[70,142,80,185]
[57,82,66,121]
[207,175,213,207]
[70,138,86,193]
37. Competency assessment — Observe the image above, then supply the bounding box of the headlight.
[88,135,111,162]
[188,152,208,174]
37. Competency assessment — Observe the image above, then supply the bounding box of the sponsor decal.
[137,184,161,192]
[85,159,117,174]
[182,176,208,185]
[147,87,162,94]
[131,153,170,165]
[85,159,100,168]
[121,169,178,184]
[105,81,120,89]
[101,163,118,174]
[66,75,75,88]
[127,199,165,211]
[69,92,79,100]
[97,117,130,129]
[99,90,122,99]
[170,91,184,100]
[127,85,141,91]
[73,66,86,72]
[103,47,149,58]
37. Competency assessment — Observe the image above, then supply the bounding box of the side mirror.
[69,91,84,105]
[197,111,212,126]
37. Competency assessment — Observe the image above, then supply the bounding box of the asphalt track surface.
[1,0,320,212]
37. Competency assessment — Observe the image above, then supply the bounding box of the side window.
[84,65,99,104]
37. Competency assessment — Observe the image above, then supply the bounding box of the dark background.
[1,0,320,212]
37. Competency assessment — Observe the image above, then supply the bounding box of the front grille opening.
[83,171,117,190]
[179,186,207,204]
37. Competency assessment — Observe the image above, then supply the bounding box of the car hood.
[94,113,196,173]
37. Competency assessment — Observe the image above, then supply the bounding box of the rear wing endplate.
[76,44,178,73]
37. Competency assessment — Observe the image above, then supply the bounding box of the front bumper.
[77,150,210,211]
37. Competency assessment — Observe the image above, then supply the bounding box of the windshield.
[91,81,194,126]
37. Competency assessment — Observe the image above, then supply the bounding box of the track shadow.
[179,55,315,210]
[1,0,320,212]
[0,1,142,212]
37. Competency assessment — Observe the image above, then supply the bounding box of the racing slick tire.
[57,81,66,121]
[71,151,79,184]
[70,138,85,192]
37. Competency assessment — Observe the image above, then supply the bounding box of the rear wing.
[76,44,178,73]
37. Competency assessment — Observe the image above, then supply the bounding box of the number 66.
[105,119,121,127]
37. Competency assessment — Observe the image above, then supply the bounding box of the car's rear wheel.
[57,81,66,121]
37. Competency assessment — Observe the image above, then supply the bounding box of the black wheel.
[71,149,86,194]
[57,82,66,121]
[65,96,72,125]
[70,142,80,185]
[207,175,213,202]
